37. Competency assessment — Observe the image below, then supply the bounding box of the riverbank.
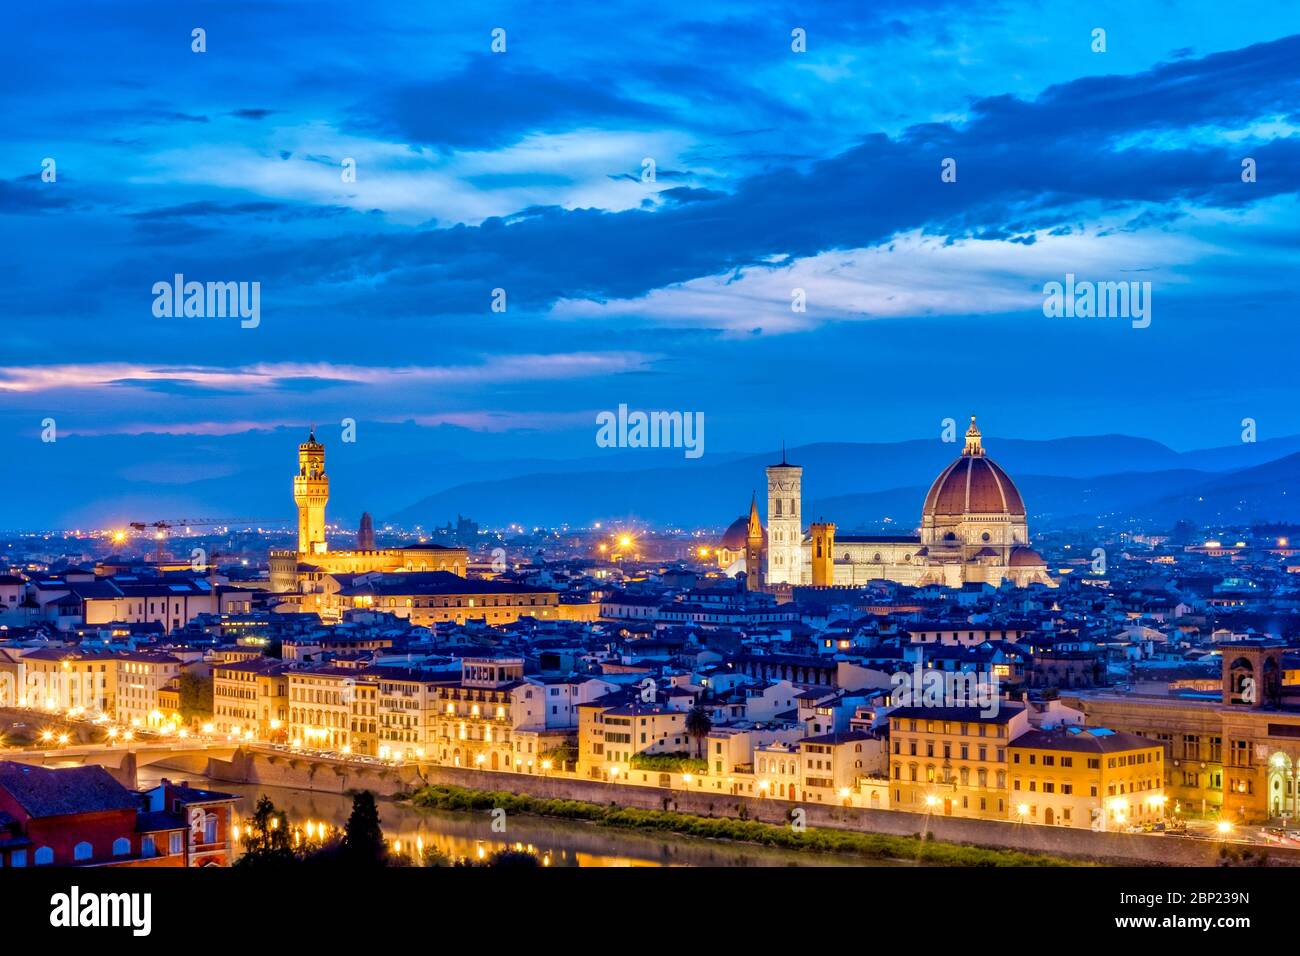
[406,784,1079,866]
[135,767,867,867]
[195,748,1282,865]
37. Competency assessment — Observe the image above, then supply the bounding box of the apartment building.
[1008,727,1165,829]
[212,658,291,739]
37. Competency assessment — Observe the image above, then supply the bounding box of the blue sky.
[3,0,1300,476]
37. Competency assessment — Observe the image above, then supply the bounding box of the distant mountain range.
[390,435,1300,531]
[9,424,1300,532]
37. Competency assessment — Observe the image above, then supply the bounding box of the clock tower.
[294,429,329,555]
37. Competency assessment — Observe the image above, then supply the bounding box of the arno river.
[137,767,890,867]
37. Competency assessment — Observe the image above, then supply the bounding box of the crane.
[126,517,287,563]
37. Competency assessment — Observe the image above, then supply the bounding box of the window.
[74,842,93,861]
[35,847,54,865]
[169,832,184,855]
[11,850,26,867]
[143,835,157,858]
[113,837,131,856]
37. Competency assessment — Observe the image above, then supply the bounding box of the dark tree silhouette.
[341,791,387,866]
[686,705,713,758]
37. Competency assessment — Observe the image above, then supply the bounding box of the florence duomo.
[718,417,1055,590]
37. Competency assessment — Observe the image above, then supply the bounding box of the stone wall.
[204,748,1300,866]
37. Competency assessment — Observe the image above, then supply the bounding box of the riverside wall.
[190,747,1300,866]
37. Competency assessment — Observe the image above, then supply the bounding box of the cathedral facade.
[269,432,468,594]
[717,418,1055,590]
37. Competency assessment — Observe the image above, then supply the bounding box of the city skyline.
[2,0,1300,911]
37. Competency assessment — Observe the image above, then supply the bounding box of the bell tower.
[810,521,836,587]
[294,429,329,555]
[766,444,803,585]
[745,493,765,592]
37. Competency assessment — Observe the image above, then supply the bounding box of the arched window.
[74,841,93,861]
[34,847,54,865]
[113,837,131,856]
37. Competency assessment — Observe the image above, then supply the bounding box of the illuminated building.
[287,668,377,753]
[1009,727,1164,829]
[718,418,1055,589]
[577,701,689,780]
[330,571,563,626]
[889,705,1025,819]
[269,431,468,594]
[212,658,291,740]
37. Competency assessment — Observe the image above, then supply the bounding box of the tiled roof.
[0,762,138,818]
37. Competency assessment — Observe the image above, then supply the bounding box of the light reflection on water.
[137,768,898,867]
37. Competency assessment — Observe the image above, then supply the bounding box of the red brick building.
[0,761,236,867]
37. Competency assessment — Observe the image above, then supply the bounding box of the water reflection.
[138,768,886,867]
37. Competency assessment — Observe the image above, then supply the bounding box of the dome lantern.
[963,416,984,457]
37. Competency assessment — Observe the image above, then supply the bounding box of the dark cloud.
[0,174,75,214]
[291,35,1300,315]
[127,200,353,222]
[356,62,672,148]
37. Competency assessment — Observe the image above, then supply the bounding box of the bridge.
[0,741,241,788]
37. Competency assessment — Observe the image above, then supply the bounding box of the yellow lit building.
[433,657,536,771]
[331,572,561,626]
[375,668,440,757]
[288,667,377,752]
[112,652,183,731]
[212,658,291,740]
[798,730,887,805]
[14,648,117,714]
[889,705,1027,819]
[578,702,689,780]
[1008,727,1165,829]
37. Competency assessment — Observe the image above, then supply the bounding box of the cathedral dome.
[922,417,1026,518]
[1009,546,1046,567]
[719,515,765,551]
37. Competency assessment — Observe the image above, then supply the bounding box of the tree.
[340,791,387,866]
[685,705,712,758]
[176,670,213,724]
[236,795,297,868]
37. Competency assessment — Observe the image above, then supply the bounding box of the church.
[268,431,468,594]
[716,417,1055,590]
